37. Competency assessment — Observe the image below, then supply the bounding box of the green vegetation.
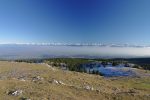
[14,57,150,81]
[124,58,150,70]
[44,58,92,71]
[15,58,150,72]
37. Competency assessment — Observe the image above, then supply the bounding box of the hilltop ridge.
[0,61,149,100]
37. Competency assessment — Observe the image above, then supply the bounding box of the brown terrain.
[0,61,149,100]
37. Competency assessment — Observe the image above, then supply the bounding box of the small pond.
[98,67,136,77]
[85,65,137,77]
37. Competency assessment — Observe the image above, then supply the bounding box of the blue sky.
[0,0,150,44]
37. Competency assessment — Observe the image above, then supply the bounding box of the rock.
[18,76,26,81]
[128,89,138,93]
[58,81,65,85]
[8,90,23,96]
[52,79,59,84]
[32,76,44,82]
[84,85,94,90]
[19,78,26,82]
[96,89,101,93]
[20,97,31,100]
[85,86,90,90]
[91,87,94,91]
[144,94,150,97]
[51,79,65,85]
[112,87,120,93]
[0,76,7,80]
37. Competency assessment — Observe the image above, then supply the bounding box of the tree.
[92,70,95,74]
[112,62,118,66]
[95,71,99,75]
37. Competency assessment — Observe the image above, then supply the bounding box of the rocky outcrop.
[8,90,23,96]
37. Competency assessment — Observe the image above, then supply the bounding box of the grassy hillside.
[0,61,149,100]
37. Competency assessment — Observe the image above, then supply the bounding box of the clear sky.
[0,0,150,44]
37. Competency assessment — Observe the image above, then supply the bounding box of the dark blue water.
[85,64,137,77]
[98,67,136,77]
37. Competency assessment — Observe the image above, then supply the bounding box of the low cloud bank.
[0,45,150,59]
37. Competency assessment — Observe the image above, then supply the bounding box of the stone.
[8,90,23,96]
[19,78,26,81]
[84,85,94,90]
[52,79,59,84]
[58,81,65,85]
[20,97,31,100]
[32,76,44,82]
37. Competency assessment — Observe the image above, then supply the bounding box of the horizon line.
[0,42,150,48]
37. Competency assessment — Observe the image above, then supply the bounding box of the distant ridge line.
[0,43,150,48]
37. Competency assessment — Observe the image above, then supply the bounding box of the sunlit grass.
[0,61,149,100]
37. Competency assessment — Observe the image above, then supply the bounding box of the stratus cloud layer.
[0,44,150,59]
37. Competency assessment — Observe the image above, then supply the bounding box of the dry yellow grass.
[0,61,149,100]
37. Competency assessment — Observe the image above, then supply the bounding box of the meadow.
[0,61,149,100]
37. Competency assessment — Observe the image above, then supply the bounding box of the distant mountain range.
[0,43,149,48]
